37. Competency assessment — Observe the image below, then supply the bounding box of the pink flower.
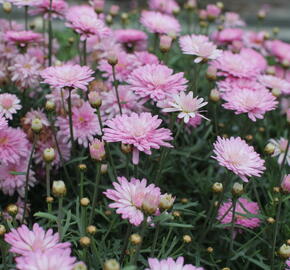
[41,64,94,91]
[259,75,290,95]
[89,139,105,161]
[0,127,29,165]
[206,4,221,19]
[148,0,180,15]
[217,198,261,229]
[10,0,38,7]
[128,64,187,102]
[179,34,222,63]
[163,92,208,123]
[269,138,290,166]
[5,223,70,256]
[5,30,42,47]
[0,113,8,130]
[8,54,41,90]
[243,31,267,52]
[281,175,290,193]
[222,87,277,121]
[57,102,101,147]
[104,176,161,226]
[115,29,147,51]
[212,136,265,182]
[15,248,76,270]
[30,0,68,19]
[212,28,243,44]
[223,12,246,27]
[140,11,181,35]
[0,93,22,119]
[187,115,202,128]
[103,112,172,164]
[267,39,290,63]
[212,48,267,78]
[134,51,159,66]
[146,257,204,270]
[23,109,50,127]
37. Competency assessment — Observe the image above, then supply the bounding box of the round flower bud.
[6,204,18,217]
[160,35,172,53]
[106,14,113,25]
[206,66,217,81]
[257,10,266,20]
[0,225,6,236]
[281,174,290,193]
[80,197,90,207]
[89,139,106,161]
[105,210,112,216]
[142,192,160,215]
[258,127,265,133]
[68,37,75,45]
[181,198,189,204]
[183,235,192,243]
[159,193,175,210]
[43,148,55,163]
[121,143,132,154]
[278,244,290,259]
[185,0,197,10]
[173,211,181,217]
[209,88,220,102]
[103,259,120,270]
[222,268,230,270]
[287,239,290,245]
[264,143,275,155]
[130,233,142,245]
[267,217,275,224]
[271,88,281,97]
[273,187,280,193]
[79,236,91,247]
[121,13,129,23]
[274,197,279,203]
[46,196,54,204]
[272,27,280,35]
[199,21,208,28]
[266,66,276,76]
[232,183,244,196]
[31,118,43,133]
[79,164,87,171]
[45,100,55,112]
[73,262,87,270]
[101,164,108,174]
[245,134,253,141]
[216,2,224,9]
[52,180,66,197]
[3,2,12,13]
[88,91,102,109]
[109,5,119,16]
[206,246,214,253]
[282,60,290,69]
[107,53,118,66]
[212,182,223,193]
[86,225,97,235]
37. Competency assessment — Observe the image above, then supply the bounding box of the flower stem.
[79,168,84,199]
[46,163,51,198]
[89,163,101,225]
[57,197,64,240]
[228,197,237,265]
[24,6,28,30]
[48,0,53,66]
[131,218,147,265]
[83,40,87,66]
[112,65,122,115]
[67,88,75,155]
[150,221,160,257]
[120,224,133,265]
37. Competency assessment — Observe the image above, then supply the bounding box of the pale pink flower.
[9,54,41,90]
[212,28,243,44]
[0,113,8,130]
[41,64,94,91]
[222,87,277,121]
[5,223,70,256]
[187,115,202,128]
[16,248,76,270]
[163,92,208,123]
[23,109,50,127]
[0,93,22,119]
[5,30,42,47]
[212,136,265,182]
[148,0,179,15]
[259,75,290,95]
[57,102,101,147]
[269,138,290,166]
[89,139,105,161]
[146,257,204,270]
[243,31,267,52]
[281,175,290,193]
[30,0,68,18]
[140,11,181,35]
[104,176,161,226]
[286,259,290,269]
[206,4,221,19]
[127,64,187,102]
[115,29,147,51]
[179,34,222,63]
[87,35,121,57]
[223,12,246,27]
[266,40,290,63]
[103,112,172,164]
[134,51,159,66]
[10,0,38,7]
[0,43,18,60]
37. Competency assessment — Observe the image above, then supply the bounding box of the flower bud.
[6,204,18,217]
[206,66,217,81]
[3,2,12,13]
[264,143,275,155]
[273,187,280,193]
[43,148,55,163]
[89,139,106,161]
[106,14,113,25]
[88,91,102,108]
[267,217,275,224]
[103,259,120,270]
[45,100,55,112]
[80,197,90,207]
[73,262,87,270]
[52,180,66,197]
[160,35,172,53]
[105,210,112,216]
[130,233,142,245]
[183,235,192,243]
[216,1,224,9]
[172,210,181,217]
[121,143,132,154]
[159,193,175,210]
[121,13,129,24]
[109,5,119,16]
[0,224,6,236]
[142,192,160,215]
[221,268,230,270]
[68,37,75,45]
[31,118,43,133]
[209,88,220,102]
[181,198,189,204]
[278,244,290,259]
[79,164,87,171]
[287,239,290,245]
[232,182,243,196]
[86,225,97,235]
[282,60,290,69]
[46,196,54,204]
[94,0,104,14]
[281,174,290,193]
[272,88,281,97]
[101,163,108,174]
[107,52,118,66]
[79,236,91,247]
[206,246,214,253]
[212,182,223,193]
[257,10,266,20]
[185,0,197,10]
[199,21,209,28]
[272,27,280,35]
[245,134,253,141]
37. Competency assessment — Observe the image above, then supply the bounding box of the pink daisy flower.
[0,157,36,197]
[163,92,208,123]
[9,54,41,90]
[146,257,204,270]
[103,112,173,164]
[187,115,202,128]
[217,198,261,229]
[115,29,148,51]
[127,64,187,102]
[104,176,161,226]
[206,4,221,19]
[57,102,101,147]
[266,40,290,63]
[134,51,159,66]
[41,64,94,91]
[179,34,222,63]
[0,113,8,130]
[23,109,50,127]
[16,248,76,270]
[212,28,243,44]
[148,0,180,15]
[30,0,68,19]
[222,87,277,121]
[269,138,290,166]
[9,0,38,7]
[223,12,246,27]
[259,75,290,95]
[0,127,29,165]
[0,93,22,119]
[281,174,290,193]
[5,223,70,256]
[140,11,181,35]
[212,136,265,182]
[5,30,42,47]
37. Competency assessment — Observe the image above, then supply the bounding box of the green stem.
[67,88,75,155]
[57,197,64,240]
[150,221,160,257]
[24,6,28,30]
[89,163,101,224]
[83,40,87,66]
[112,65,122,115]
[131,218,147,265]
[120,224,133,265]
[228,197,237,262]
[48,0,53,66]
[45,163,51,198]
[79,169,84,199]
[97,108,103,135]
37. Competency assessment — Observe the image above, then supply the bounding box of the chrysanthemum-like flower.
[0,93,22,119]
[146,257,204,270]
[57,102,101,147]
[269,137,290,166]
[0,113,8,130]
[140,11,181,35]
[217,198,261,229]
[115,29,148,52]
[23,109,50,127]
[15,248,76,270]
[134,51,159,66]
[0,127,29,165]
[266,39,290,63]
[212,48,267,78]
[222,12,245,27]
[30,0,68,19]
[222,88,277,121]
[41,64,94,91]
[5,30,42,47]
[281,174,290,193]
[179,34,222,63]
[9,0,38,7]
[259,75,290,95]
[148,0,180,15]
[128,64,187,102]
[5,223,70,256]
[212,136,265,182]
[104,176,161,226]
[103,112,173,164]
[212,28,243,44]
[163,92,208,123]
[9,54,41,90]
[0,158,36,197]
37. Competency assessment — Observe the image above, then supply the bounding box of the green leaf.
[9,171,26,175]
[64,156,88,166]
[161,222,193,228]
[34,212,57,222]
